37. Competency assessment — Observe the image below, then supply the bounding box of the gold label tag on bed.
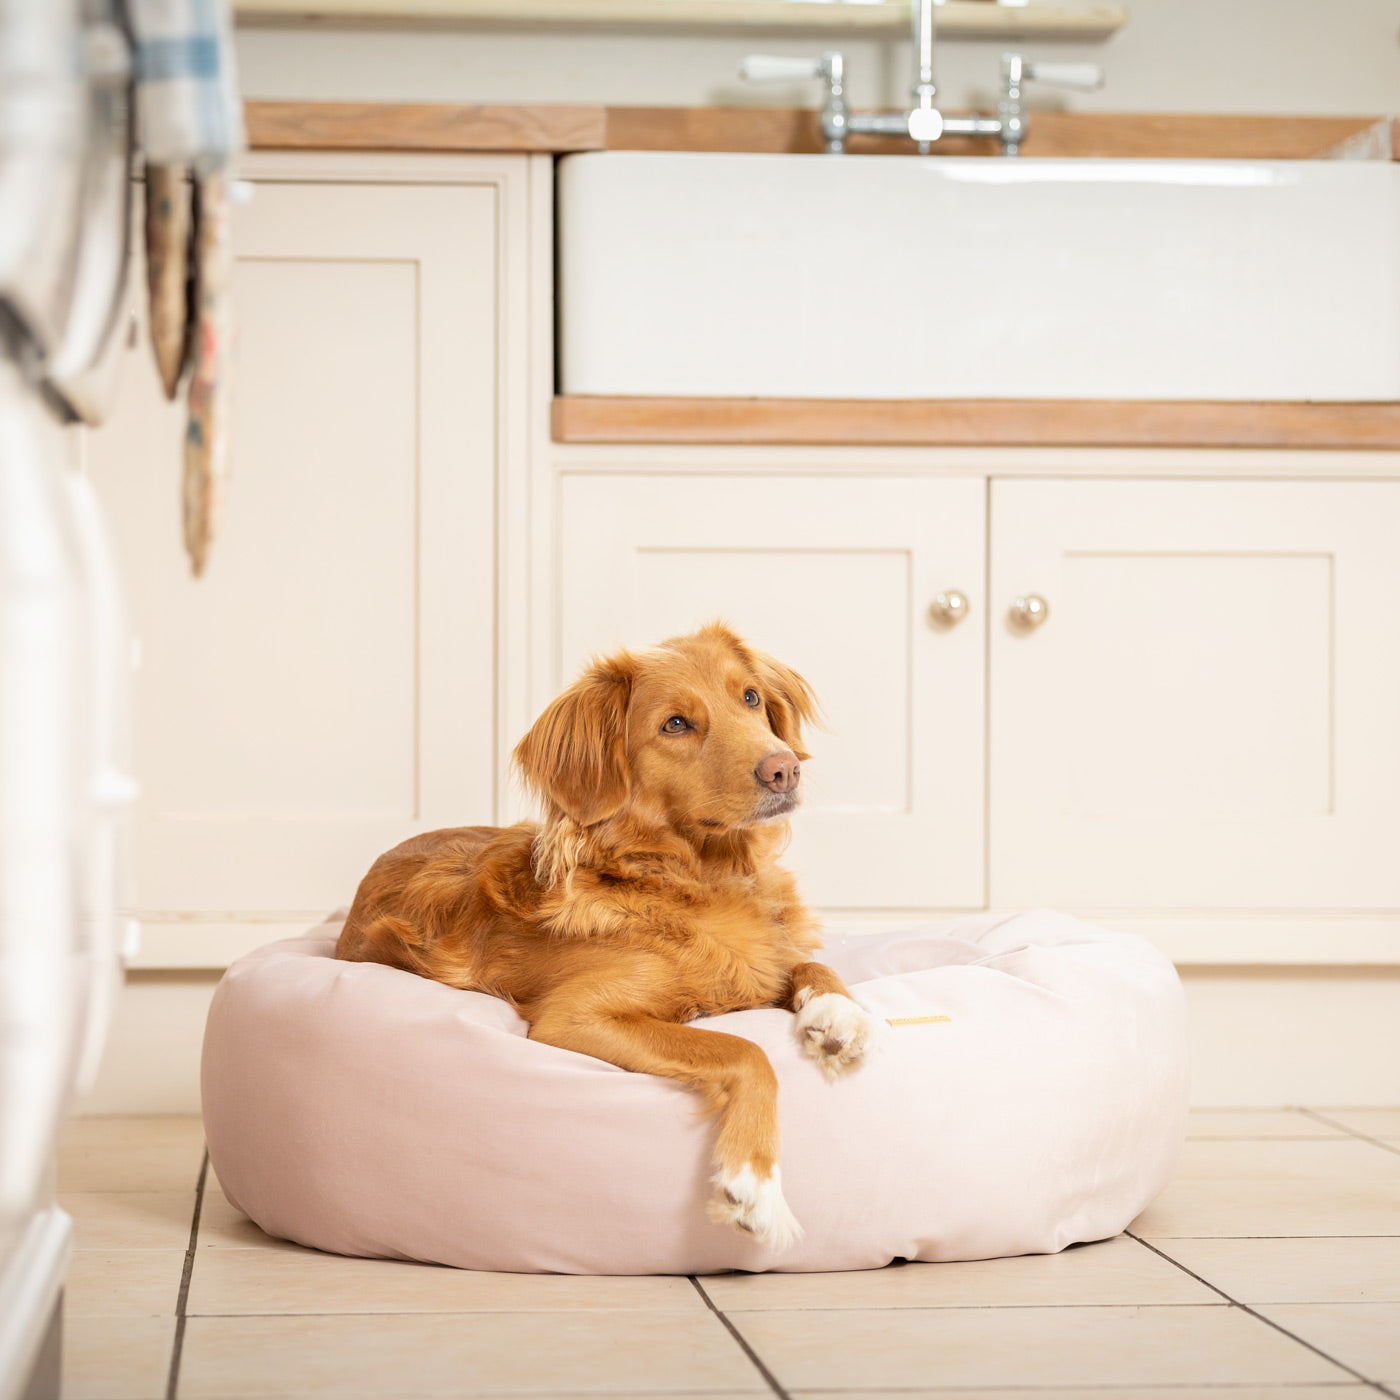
[886,1014,952,1027]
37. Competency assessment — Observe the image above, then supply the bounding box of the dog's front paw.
[793,990,883,1081]
[708,1164,803,1252]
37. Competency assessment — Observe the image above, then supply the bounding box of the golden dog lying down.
[337,623,880,1249]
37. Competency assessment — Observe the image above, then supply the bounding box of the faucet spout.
[913,0,937,107]
[738,2,1102,156]
[911,0,938,152]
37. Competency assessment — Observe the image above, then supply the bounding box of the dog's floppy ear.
[513,653,634,826]
[753,652,819,763]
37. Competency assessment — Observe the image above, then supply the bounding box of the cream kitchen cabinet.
[555,472,987,910]
[990,477,1400,911]
[87,153,538,945]
[555,468,1400,928]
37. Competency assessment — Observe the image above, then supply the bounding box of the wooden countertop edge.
[244,100,608,152]
[602,109,1395,160]
[550,397,1400,450]
[243,102,1396,160]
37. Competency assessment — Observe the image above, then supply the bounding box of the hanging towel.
[182,168,232,578]
[129,0,243,575]
[127,0,245,172]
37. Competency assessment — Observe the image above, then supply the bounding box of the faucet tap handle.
[998,52,1103,156]
[1020,59,1104,92]
[740,52,849,155]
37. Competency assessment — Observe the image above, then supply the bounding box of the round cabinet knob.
[1008,594,1050,631]
[928,590,970,628]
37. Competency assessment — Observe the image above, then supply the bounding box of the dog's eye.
[743,688,761,708]
[662,716,690,734]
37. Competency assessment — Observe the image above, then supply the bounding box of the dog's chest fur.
[514,818,815,1016]
[556,853,819,1018]
[673,885,814,1015]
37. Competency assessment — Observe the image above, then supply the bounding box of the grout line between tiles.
[1127,1230,1399,1398]
[1300,1108,1400,1159]
[182,1307,763,1318]
[1187,1125,1349,1136]
[690,1276,791,1400]
[778,1389,1387,1396]
[1142,1233,1400,1240]
[781,1391,1383,1397]
[165,1148,210,1400]
[693,1302,1234,1313]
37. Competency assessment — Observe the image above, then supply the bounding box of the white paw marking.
[708,1164,803,1252]
[793,990,883,1081]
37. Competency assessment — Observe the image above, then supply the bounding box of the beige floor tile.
[1131,1138,1400,1237]
[62,1313,175,1400]
[732,1304,1347,1390]
[178,1311,765,1396]
[1166,1136,1400,1180]
[58,1114,205,1193]
[1147,1236,1400,1303]
[187,1244,707,1315]
[65,1249,187,1317]
[59,1114,203,1147]
[1310,1108,1400,1141]
[1187,1109,1348,1139]
[703,1236,1213,1310]
[197,1185,280,1249]
[61,1191,195,1251]
[1258,1301,1400,1384]
[789,1389,1373,1400]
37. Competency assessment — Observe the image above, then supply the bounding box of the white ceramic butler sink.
[557,152,1400,401]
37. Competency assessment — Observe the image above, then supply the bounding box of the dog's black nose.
[755,750,800,793]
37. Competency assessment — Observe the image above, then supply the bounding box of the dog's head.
[513,623,817,837]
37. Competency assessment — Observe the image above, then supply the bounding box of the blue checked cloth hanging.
[127,0,245,170]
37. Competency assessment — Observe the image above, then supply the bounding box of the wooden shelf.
[552,396,1400,450]
[234,0,1127,39]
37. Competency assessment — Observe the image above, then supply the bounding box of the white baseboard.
[129,909,1400,971]
[128,916,335,970]
[819,909,1400,968]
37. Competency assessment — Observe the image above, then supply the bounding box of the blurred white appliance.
[0,1,138,1396]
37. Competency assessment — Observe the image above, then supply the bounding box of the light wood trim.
[245,101,606,153]
[603,106,819,156]
[603,108,1391,160]
[235,0,1125,36]
[131,910,1400,969]
[243,101,1394,160]
[552,396,1400,450]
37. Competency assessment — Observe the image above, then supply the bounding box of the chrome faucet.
[740,0,1102,156]
[909,0,943,153]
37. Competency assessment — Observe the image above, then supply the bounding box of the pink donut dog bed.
[201,908,1188,1275]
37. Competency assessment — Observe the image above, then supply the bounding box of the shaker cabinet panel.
[556,473,986,910]
[989,478,1400,909]
[89,178,500,913]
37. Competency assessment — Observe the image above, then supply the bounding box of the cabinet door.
[556,474,985,910]
[88,179,498,912]
[990,478,1400,909]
